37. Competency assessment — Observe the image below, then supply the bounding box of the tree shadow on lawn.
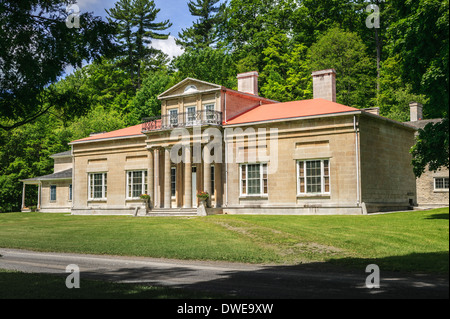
[425,213,449,220]
[1,252,448,299]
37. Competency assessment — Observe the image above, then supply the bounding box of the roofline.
[69,134,145,145]
[361,111,418,131]
[224,110,363,127]
[222,87,278,104]
[50,153,72,159]
[157,77,222,99]
[21,177,72,183]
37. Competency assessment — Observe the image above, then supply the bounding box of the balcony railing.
[142,110,223,132]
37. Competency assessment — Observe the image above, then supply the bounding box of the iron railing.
[142,110,222,132]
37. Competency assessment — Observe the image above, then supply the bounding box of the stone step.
[144,208,198,217]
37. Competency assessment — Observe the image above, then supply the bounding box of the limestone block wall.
[72,136,148,215]
[416,166,449,207]
[40,180,72,213]
[359,115,417,212]
[224,115,362,214]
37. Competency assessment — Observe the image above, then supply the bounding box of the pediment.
[158,78,222,99]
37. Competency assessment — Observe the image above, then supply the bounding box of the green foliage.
[376,55,428,122]
[259,33,312,102]
[170,47,237,89]
[308,27,376,108]
[0,0,117,130]
[106,0,172,89]
[127,71,172,124]
[177,0,225,49]
[388,0,449,119]
[411,117,449,178]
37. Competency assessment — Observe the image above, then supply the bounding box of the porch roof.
[21,168,72,183]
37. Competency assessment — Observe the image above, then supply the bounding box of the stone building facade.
[22,69,431,215]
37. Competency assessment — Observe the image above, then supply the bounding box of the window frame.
[169,108,179,126]
[239,163,268,197]
[50,185,57,202]
[297,159,331,196]
[126,170,148,200]
[434,177,449,192]
[88,172,107,200]
[204,103,215,122]
[186,106,196,125]
[171,166,176,198]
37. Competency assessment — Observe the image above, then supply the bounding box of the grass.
[0,208,448,273]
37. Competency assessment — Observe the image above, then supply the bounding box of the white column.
[164,146,171,208]
[203,145,212,196]
[37,183,41,210]
[154,148,160,208]
[184,147,192,208]
[148,148,154,208]
[21,184,26,210]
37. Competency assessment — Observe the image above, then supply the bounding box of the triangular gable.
[158,78,222,99]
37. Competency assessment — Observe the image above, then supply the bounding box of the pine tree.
[107,0,172,89]
[176,0,225,49]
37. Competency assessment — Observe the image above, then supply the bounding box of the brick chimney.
[409,102,423,121]
[312,69,336,102]
[237,71,259,95]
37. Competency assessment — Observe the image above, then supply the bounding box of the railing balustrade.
[142,110,222,132]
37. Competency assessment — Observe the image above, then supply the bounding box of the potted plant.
[139,194,151,213]
[196,191,209,216]
[196,191,209,202]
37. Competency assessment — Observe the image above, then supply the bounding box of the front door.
[192,166,197,208]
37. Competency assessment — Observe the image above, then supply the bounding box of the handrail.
[142,110,222,132]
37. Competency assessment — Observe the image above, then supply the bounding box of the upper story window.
[204,104,215,122]
[169,109,178,126]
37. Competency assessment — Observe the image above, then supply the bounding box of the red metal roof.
[225,98,359,125]
[70,99,359,144]
[70,124,145,144]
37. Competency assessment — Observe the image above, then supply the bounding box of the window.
[69,184,72,201]
[204,104,215,122]
[50,185,57,201]
[434,177,449,191]
[127,171,148,199]
[89,173,107,200]
[169,109,178,126]
[211,165,215,196]
[297,159,330,195]
[171,167,176,198]
[186,106,196,125]
[240,163,268,196]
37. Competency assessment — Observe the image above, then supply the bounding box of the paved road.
[0,248,448,299]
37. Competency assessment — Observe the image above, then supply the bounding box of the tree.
[411,117,449,178]
[259,33,312,102]
[170,47,237,89]
[0,0,117,131]
[127,71,172,125]
[308,27,376,108]
[376,55,428,122]
[107,0,172,89]
[387,0,449,119]
[176,0,225,49]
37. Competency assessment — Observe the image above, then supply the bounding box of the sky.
[74,0,215,62]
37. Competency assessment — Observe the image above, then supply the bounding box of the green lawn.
[0,208,448,273]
